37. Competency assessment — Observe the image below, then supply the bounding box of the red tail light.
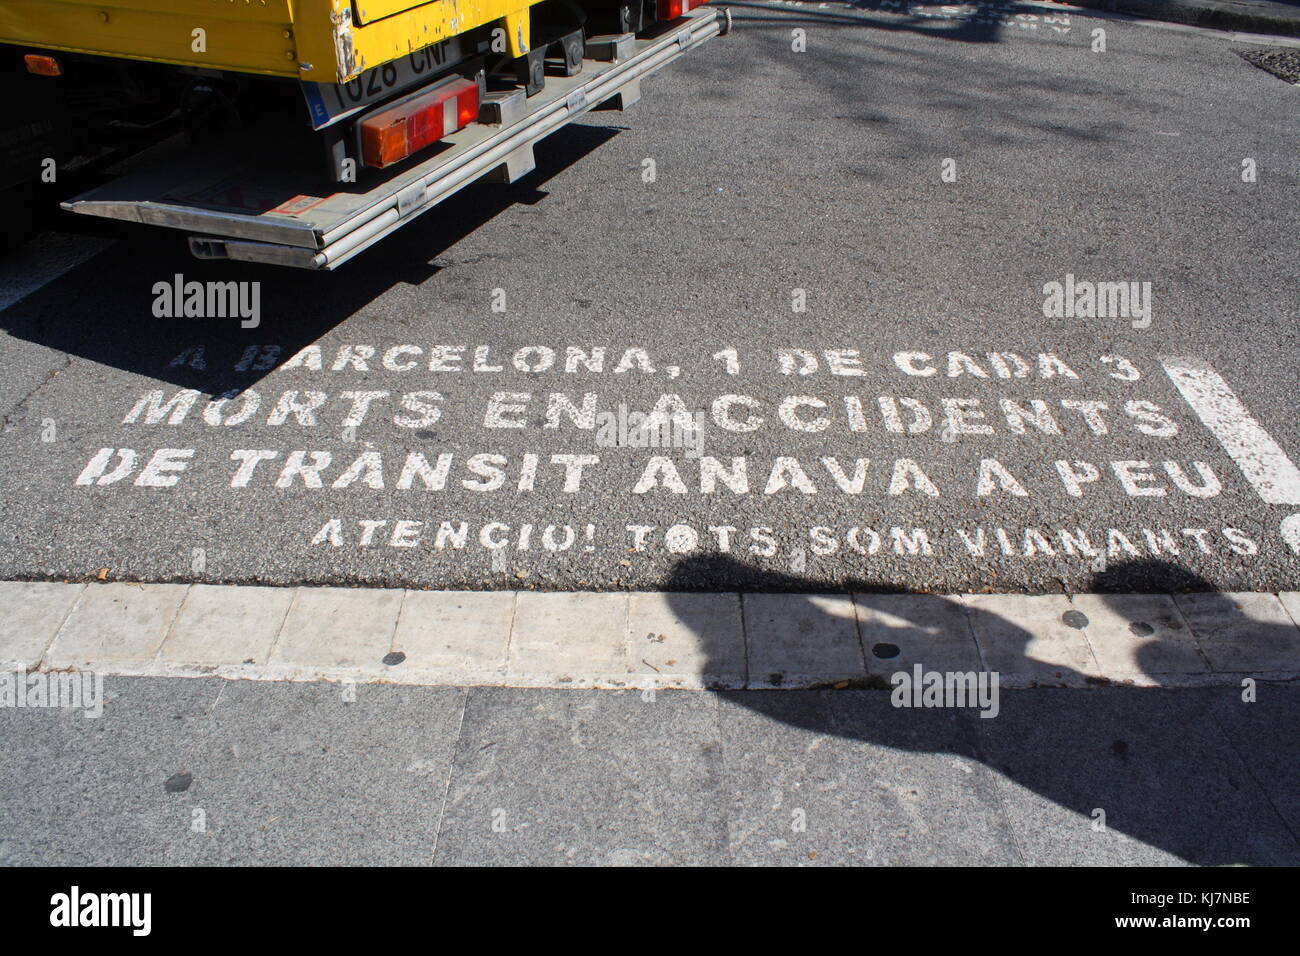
[658,0,706,18]
[360,77,480,169]
[24,53,62,76]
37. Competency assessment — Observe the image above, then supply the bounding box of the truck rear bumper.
[62,8,728,270]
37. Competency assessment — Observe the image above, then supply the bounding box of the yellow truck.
[3,0,550,85]
[0,0,728,265]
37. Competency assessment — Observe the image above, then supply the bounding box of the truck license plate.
[300,37,467,129]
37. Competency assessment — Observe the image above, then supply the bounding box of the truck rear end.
[0,0,726,264]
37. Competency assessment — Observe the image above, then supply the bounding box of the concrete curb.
[1061,0,1300,37]
[2,581,1299,690]
[838,0,1300,41]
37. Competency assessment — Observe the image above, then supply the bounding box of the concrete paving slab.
[1277,592,1300,628]
[508,592,628,683]
[963,594,1101,685]
[269,587,403,673]
[743,593,865,687]
[855,593,982,677]
[45,583,188,669]
[392,590,515,679]
[433,687,728,865]
[1206,685,1300,839]
[161,584,295,667]
[1174,591,1300,672]
[1068,593,1207,681]
[626,591,745,688]
[969,688,1299,866]
[0,580,84,669]
[0,676,465,865]
[715,690,1020,865]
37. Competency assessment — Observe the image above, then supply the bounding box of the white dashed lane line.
[1163,357,1300,506]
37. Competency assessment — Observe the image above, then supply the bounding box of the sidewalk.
[4,581,1297,865]
[1057,0,1300,36]
[2,677,1296,864]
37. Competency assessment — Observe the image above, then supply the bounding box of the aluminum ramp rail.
[60,9,728,270]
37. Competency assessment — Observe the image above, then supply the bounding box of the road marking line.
[1162,357,1300,505]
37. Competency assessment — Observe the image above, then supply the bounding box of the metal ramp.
[62,9,728,270]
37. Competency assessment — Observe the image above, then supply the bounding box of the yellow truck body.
[0,0,539,84]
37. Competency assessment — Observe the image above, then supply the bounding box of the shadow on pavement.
[664,554,1300,864]
[0,122,622,396]
[729,0,1022,44]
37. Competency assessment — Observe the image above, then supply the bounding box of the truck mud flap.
[62,8,730,271]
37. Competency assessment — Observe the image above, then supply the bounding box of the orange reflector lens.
[360,77,480,169]
[24,54,62,76]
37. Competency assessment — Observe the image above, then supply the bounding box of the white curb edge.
[2,581,1298,690]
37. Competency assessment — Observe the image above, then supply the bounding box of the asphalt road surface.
[1,1,1297,596]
